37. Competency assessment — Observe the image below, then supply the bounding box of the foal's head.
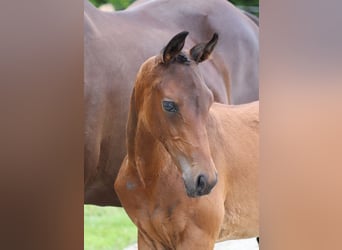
[130,31,219,197]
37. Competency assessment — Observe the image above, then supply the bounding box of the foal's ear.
[162,31,189,64]
[190,33,218,63]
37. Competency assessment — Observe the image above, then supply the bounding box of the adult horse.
[115,31,259,249]
[84,0,258,206]
[129,0,259,26]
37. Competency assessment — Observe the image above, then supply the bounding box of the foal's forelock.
[159,52,192,66]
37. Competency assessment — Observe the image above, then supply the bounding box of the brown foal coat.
[115,32,258,249]
[85,0,258,206]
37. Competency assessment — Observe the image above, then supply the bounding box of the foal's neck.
[131,121,171,187]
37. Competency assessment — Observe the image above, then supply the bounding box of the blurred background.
[84,1,259,250]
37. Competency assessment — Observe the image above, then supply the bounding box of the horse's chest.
[136,201,187,247]
[123,180,188,246]
[117,168,191,246]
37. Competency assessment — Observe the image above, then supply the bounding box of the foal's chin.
[184,187,212,198]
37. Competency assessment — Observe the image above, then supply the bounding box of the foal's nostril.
[196,175,207,194]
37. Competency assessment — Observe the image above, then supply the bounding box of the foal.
[115,31,259,250]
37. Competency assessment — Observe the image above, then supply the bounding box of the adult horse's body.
[129,0,259,26]
[115,32,259,249]
[84,0,258,206]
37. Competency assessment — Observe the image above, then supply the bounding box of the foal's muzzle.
[184,172,218,198]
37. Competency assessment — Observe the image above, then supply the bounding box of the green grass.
[84,205,137,250]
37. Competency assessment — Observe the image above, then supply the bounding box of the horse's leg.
[137,231,153,250]
[137,231,164,250]
[177,236,216,250]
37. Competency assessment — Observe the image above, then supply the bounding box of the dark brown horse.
[129,0,259,26]
[84,0,259,206]
[115,32,259,249]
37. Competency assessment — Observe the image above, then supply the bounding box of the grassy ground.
[84,205,137,250]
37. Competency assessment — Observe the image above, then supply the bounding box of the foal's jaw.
[177,155,218,198]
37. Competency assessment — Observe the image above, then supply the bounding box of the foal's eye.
[162,100,178,113]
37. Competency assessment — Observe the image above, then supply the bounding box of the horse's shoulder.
[209,102,259,131]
